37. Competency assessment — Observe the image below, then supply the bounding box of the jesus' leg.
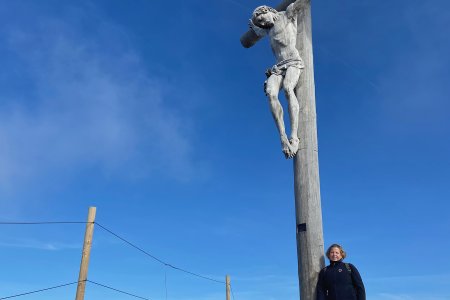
[265,74,292,158]
[282,67,302,158]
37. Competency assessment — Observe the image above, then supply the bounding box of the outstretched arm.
[286,0,310,19]
[248,19,267,38]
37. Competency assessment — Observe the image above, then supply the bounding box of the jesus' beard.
[258,22,274,29]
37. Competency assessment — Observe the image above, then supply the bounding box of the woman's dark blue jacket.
[316,261,365,300]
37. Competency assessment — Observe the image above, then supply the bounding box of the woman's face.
[328,247,343,262]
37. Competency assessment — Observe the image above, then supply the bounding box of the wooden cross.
[240,1,325,299]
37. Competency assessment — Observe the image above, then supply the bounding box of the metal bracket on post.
[297,223,307,233]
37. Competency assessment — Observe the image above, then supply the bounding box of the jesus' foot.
[281,135,292,159]
[281,137,299,159]
[286,137,299,159]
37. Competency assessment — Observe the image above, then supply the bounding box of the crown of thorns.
[252,5,278,17]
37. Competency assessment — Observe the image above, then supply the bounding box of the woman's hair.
[326,244,347,260]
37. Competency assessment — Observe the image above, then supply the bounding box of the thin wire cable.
[95,222,225,284]
[0,280,84,299]
[164,265,168,300]
[95,222,166,264]
[0,221,88,225]
[167,264,224,284]
[87,280,151,300]
[230,284,236,300]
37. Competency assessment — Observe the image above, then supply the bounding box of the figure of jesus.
[249,0,308,159]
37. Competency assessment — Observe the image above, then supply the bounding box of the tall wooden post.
[293,2,325,299]
[75,207,96,300]
[240,1,325,299]
[225,275,231,300]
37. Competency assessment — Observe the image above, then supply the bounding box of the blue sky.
[0,0,449,299]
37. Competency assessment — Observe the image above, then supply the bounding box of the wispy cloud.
[170,292,225,300]
[0,238,79,251]
[376,293,414,300]
[375,3,450,135]
[367,273,450,284]
[223,273,298,300]
[374,293,448,300]
[0,5,203,194]
[366,273,450,300]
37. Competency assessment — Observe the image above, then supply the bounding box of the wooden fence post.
[75,207,96,300]
[226,275,231,300]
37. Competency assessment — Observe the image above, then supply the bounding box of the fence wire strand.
[0,280,84,300]
[0,222,87,225]
[0,220,232,298]
[95,222,225,284]
[231,284,236,300]
[87,280,151,300]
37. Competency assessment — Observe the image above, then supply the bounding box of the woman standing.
[316,244,366,300]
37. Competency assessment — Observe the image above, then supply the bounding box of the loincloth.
[265,58,304,78]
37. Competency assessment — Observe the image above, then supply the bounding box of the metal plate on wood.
[297,223,307,233]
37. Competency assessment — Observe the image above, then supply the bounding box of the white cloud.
[376,294,414,300]
[0,238,80,251]
[375,3,450,135]
[366,273,450,285]
[0,6,202,193]
[366,273,450,300]
[374,293,448,300]
[170,292,225,300]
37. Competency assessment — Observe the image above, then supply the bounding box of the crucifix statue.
[250,1,307,159]
[241,0,325,299]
